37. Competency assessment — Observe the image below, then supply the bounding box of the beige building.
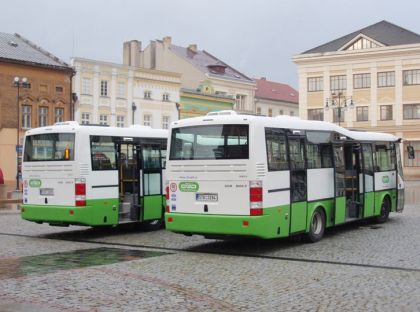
[123,37,256,114]
[72,57,181,129]
[293,20,420,179]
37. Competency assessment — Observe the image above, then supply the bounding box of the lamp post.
[325,91,354,126]
[13,77,30,190]
[131,102,137,125]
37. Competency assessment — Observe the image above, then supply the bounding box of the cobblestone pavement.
[0,183,419,311]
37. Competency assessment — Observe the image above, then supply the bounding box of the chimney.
[162,36,172,49]
[261,77,266,80]
[123,40,142,67]
[188,44,197,53]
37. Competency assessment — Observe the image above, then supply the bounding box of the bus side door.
[361,143,375,218]
[141,143,164,221]
[288,135,307,234]
[395,143,405,212]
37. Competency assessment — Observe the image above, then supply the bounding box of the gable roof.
[255,78,298,104]
[168,43,254,83]
[0,32,71,71]
[302,20,420,54]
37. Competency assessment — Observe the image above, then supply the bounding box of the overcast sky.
[1,0,419,88]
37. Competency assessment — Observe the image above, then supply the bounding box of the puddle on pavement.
[0,247,170,279]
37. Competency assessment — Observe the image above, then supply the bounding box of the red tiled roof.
[255,78,299,104]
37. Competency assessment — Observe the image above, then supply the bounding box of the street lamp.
[131,102,137,124]
[13,76,30,190]
[325,91,354,126]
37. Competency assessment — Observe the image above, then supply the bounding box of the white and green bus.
[165,111,405,242]
[21,121,167,229]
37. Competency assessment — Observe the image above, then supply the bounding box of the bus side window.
[265,128,288,171]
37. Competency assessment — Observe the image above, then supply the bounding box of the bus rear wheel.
[304,208,325,243]
[373,197,391,224]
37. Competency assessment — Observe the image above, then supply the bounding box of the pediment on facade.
[21,95,36,103]
[377,96,394,103]
[339,33,385,51]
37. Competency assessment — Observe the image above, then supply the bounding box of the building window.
[333,108,345,123]
[38,107,48,127]
[290,111,295,116]
[55,86,64,94]
[22,105,32,129]
[39,84,48,93]
[308,108,324,121]
[81,113,90,125]
[99,114,108,125]
[162,116,170,129]
[353,73,371,89]
[117,82,125,98]
[100,80,108,97]
[256,107,261,115]
[380,105,393,121]
[82,78,92,95]
[356,106,369,121]
[378,72,395,87]
[279,109,283,115]
[404,141,420,167]
[143,114,152,127]
[144,91,152,99]
[403,70,420,85]
[116,115,125,127]
[235,94,246,110]
[55,108,64,123]
[403,104,420,119]
[346,37,380,50]
[268,108,272,117]
[308,77,323,92]
[330,75,347,91]
[162,93,170,101]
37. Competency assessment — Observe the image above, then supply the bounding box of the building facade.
[254,77,299,117]
[123,38,256,114]
[293,21,420,179]
[0,33,74,184]
[72,58,181,129]
[180,81,235,119]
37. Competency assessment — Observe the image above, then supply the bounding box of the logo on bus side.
[29,179,42,188]
[179,182,199,192]
[382,176,390,184]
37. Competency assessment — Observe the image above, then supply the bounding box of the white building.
[71,57,181,129]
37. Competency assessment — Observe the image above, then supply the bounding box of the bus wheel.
[373,197,391,224]
[304,208,325,243]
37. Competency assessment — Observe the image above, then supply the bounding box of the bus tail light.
[250,180,263,216]
[75,178,86,207]
[165,184,170,212]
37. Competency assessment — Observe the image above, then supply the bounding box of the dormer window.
[207,64,227,74]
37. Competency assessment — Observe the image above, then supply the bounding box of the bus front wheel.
[304,208,326,243]
[373,197,391,224]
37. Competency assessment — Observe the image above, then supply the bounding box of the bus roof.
[171,113,399,142]
[24,122,168,139]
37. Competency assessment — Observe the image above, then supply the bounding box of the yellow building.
[293,20,420,179]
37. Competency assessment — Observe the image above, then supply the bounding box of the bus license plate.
[196,193,218,202]
[40,188,54,196]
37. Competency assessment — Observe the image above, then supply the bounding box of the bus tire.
[304,208,325,243]
[373,197,391,224]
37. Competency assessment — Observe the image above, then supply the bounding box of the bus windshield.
[170,125,248,160]
[24,133,75,161]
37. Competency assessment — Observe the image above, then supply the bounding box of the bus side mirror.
[407,145,415,159]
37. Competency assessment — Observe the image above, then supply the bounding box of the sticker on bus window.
[170,183,177,192]
[171,204,176,211]
[179,182,199,192]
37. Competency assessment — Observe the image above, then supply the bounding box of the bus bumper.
[165,211,285,239]
[21,204,111,226]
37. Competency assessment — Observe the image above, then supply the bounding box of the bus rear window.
[170,125,248,160]
[24,133,75,161]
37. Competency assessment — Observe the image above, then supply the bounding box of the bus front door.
[117,143,141,222]
[395,143,405,212]
[140,144,164,223]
